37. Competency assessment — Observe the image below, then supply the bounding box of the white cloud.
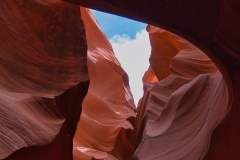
[110,34,131,45]
[110,29,151,105]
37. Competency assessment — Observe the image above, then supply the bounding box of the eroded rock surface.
[133,26,230,160]
[73,8,136,160]
[0,1,88,159]
[0,0,237,159]
[61,1,240,158]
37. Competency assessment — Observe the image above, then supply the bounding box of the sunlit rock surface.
[148,25,218,81]
[62,1,240,158]
[73,8,136,160]
[142,67,158,83]
[0,0,235,159]
[133,26,230,160]
[0,1,88,159]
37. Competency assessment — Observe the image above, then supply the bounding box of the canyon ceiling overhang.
[63,0,240,84]
[63,0,240,159]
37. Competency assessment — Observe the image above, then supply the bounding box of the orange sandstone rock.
[62,1,240,158]
[0,0,88,96]
[142,67,158,83]
[73,8,136,160]
[133,26,230,160]
[0,0,236,159]
[0,1,88,159]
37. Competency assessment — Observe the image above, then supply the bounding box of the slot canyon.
[0,0,239,160]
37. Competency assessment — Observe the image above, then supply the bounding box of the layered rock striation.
[61,0,240,159]
[0,0,237,159]
[0,1,88,159]
[133,26,230,160]
[73,8,136,160]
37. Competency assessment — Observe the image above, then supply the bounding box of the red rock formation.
[133,26,230,160]
[0,1,89,159]
[0,0,88,96]
[147,25,218,81]
[63,1,239,81]
[4,82,89,160]
[63,1,240,159]
[73,8,136,160]
[142,66,158,83]
[0,0,239,159]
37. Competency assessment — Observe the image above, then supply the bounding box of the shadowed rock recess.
[0,0,239,160]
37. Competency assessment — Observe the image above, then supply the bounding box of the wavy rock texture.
[147,25,218,81]
[60,1,240,158]
[0,0,88,97]
[0,1,233,159]
[0,1,88,159]
[73,8,136,160]
[133,26,230,160]
[0,95,64,159]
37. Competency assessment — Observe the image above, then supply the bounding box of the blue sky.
[91,10,151,106]
[91,10,147,39]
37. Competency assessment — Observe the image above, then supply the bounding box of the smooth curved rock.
[62,2,240,158]
[4,82,89,160]
[0,0,238,159]
[0,0,88,97]
[134,74,229,160]
[142,67,158,83]
[0,96,64,159]
[147,25,190,81]
[0,1,88,159]
[148,25,218,81]
[133,26,230,160]
[73,8,136,160]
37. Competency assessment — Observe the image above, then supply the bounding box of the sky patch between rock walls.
[91,9,151,105]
